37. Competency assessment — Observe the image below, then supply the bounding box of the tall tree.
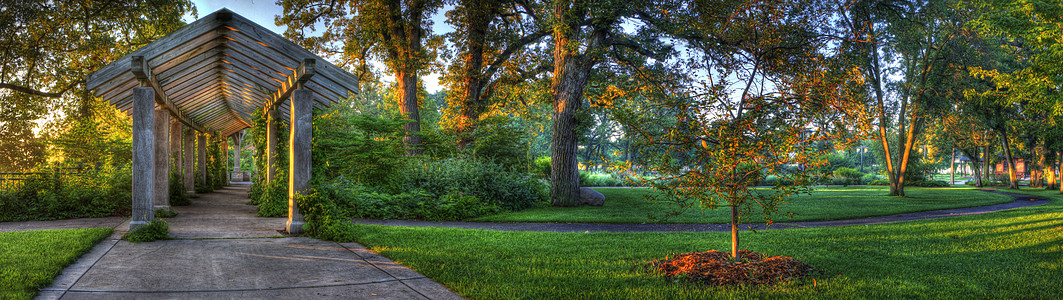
[969,0,1063,189]
[279,0,444,155]
[0,0,193,167]
[839,0,973,196]
[442,0,551,150]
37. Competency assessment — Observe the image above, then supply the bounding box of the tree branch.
[0,81,80,98]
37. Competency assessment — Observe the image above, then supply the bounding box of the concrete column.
[153,109,170,211]
[266,110,278,184]
[131,87,155,231]
[233,133,242,175]
[183,127,195,194]
[222,136,229,183]
[197,132,206,185]
[170,120,181,176]
[287,89,312,234]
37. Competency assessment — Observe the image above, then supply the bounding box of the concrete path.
[350,189,1050,232]
[35,184,462,300]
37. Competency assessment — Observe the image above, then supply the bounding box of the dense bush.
[579,171,648,187]
[169,170,190,206]
[467,116,531,171]
[123,220,169,242]
[249,179,287,217]
[312,157,545,222]
[868,179,949,187]
[533,156,551,178]
[0,164,131,222]
[861,173,880,184]
[761,175,794,186]
[832,167,865,185]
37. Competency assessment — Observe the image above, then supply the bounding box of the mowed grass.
[471,186,1013,224]
[344,187,1063,299]
[0,228,112,300]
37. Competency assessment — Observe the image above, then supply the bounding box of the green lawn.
[471,186,1013,224]
[340,187,1063,299]
[0,228,112,300]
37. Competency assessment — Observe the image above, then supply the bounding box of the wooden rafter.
[130,56,207,133]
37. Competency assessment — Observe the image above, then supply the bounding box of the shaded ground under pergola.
[86,8,359,233]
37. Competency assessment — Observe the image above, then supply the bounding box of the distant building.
[995,158,1028,177]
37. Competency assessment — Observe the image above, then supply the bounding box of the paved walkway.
[350,189,1051,232]
[30,184,462,300]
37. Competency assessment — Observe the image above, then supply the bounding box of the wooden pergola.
[86,9,359,234]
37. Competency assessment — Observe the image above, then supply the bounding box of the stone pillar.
[184,127,195,194]
[287,89,312,234]
[197,132,206,185]
[222,136,229,183]
[153,109,170,211]
[170,120,181,178]
[266,110,278,184]
[131,87,155,231]
[233,133,242,174]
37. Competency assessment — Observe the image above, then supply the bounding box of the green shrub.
[249,179,287,217]
[390,157,546,211]
[907,180,950,187]
[866,179,949,187]
[832,167,864,185]
[468,116,531,171]
[533,156,551,178]
[0,164,131,222]
[169,171,190,206]
[154,209,177,218]
[123,220,169,242]
[312,157,545,223]
[860,173,879,184]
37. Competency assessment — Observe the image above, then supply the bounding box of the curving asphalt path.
[349,189,1051,232]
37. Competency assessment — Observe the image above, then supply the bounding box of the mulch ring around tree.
[648,250,812,286]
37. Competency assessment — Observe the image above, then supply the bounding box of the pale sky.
[184,0,448,92]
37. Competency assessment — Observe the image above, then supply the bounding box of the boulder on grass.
[579,187,605,206]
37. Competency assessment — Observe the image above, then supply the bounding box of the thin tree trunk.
[950,146,955,185]
[1045,151,1056,190]
[962,148,983,187]
[1000,131,1019,189]
[730,203,740,261]
[983,145,990,184]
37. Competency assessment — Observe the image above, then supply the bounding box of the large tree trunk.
[549,2,608,206]
[396,71,422,155]
[549,40,590,207]
[1000,131,1019,189]
[983,145,990,184]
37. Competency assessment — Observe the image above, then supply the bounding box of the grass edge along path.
[337,187,1063,299]
[470,186,1015,224]
[0,228,113,300]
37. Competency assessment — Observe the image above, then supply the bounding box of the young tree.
[617,0,863,260]
[279,0,444,155]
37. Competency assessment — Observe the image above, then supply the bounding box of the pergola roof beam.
[130,56,207,133]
